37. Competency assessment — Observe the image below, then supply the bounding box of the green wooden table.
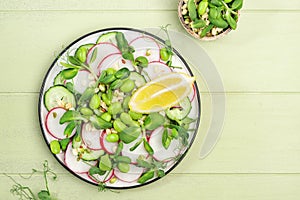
[1,0,300,199]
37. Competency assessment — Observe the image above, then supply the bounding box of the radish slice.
[121,136,148,164]
[73,70,95,94]
[100,131,118,154]
[88,169,114,183]
[86,42,121,73]
[64,143,95,174]
[149,127,181,162]
[188,84,196,102]
[45,107,76,140]
[114,164,144,183]
[81,123,102,150]
[129,36,160,62]
[142,61,172,81]
[97,53,135,75]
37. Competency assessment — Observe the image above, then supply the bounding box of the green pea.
[113,119,127,133]
[117,162,130,173]
[225,11,237,30]
[160,48,170,61]
[135,56,149,68]
[187,0,198,21]
[128,110,143,120]
[50,140,61,154]
[120,79,135,93]
[101,93,111,106]
[198,1,208,16]
[115,68,130,79]
[80,107,93,116]
[101,112,112,122]
[106,133,119,143]
[89,94,101,109]
[108,102,122,115]
[137,170,154,184]
[61,68,78,80]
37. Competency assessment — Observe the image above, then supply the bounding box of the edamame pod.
[89,94,101,109]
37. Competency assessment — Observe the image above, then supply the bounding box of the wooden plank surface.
[0,11,299,92]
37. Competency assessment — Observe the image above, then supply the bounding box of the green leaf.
[99,154,112,171]
[136,158,153,169]
[89,166,106,176]
[90,115,112,130]
[119,126,141,144]
[59,110,85,124]
[90,48,98,63]
[59,138,70,151]
[38,190,51,200]
[60,62,80,69]
[144,113,165,130]
[64,121,76,137]
[68,56,82,66]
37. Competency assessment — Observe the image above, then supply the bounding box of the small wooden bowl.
[177,0,237,41]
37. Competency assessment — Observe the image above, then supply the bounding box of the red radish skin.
[189,84,196,102]
[129,36,161,62]
[45,107,76,140]
[148,126,181,162]
[100,131,118,154]
[81,123,102,150]
[142,61,172,81]
[64,142,96,174]
[86,42,121,73]
[114,164,144,183]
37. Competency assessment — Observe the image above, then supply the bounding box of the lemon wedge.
[129,72,195,113]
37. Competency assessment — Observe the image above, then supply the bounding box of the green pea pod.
[210,0,223,6]
[200,24,214,38]
[89,94,101,109]
[115,67,130,79]
[64,121,76,137]
[225,11,237,30]
[187,0,198,21]
[143,138,154,155]
[198,1,208,16]
[191,19,206,29]
[208,16,228,28]
[231,0,243,10]
[61,68,78,80]
[137,170,155,184]
[59,110,85,124]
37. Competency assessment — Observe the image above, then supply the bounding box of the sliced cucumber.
[44,85,76,111]
[53,71,65,85]
[129,71,146,88]
[96,32,118,44]
[166,97,192,121]
[81,149,104,161]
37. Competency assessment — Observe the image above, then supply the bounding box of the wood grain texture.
[0,11,299,92]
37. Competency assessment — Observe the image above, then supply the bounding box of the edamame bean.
[50,140,61,154]
[108,102,122,115]
[101,112,112,122]
[198,0,208,16]
[106,133,119,143]
[137,170,154,184]
[80,107,93,116]
[117,162,130,173]
[113,119,127,133]
[101,93,111,106]
[120,79,135,93]
[115,68,130,79]
[160,48,170,61]
[89,94,101,109]
[120,113,139,127]
[122,96,130,110]
[135,56,149,68]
